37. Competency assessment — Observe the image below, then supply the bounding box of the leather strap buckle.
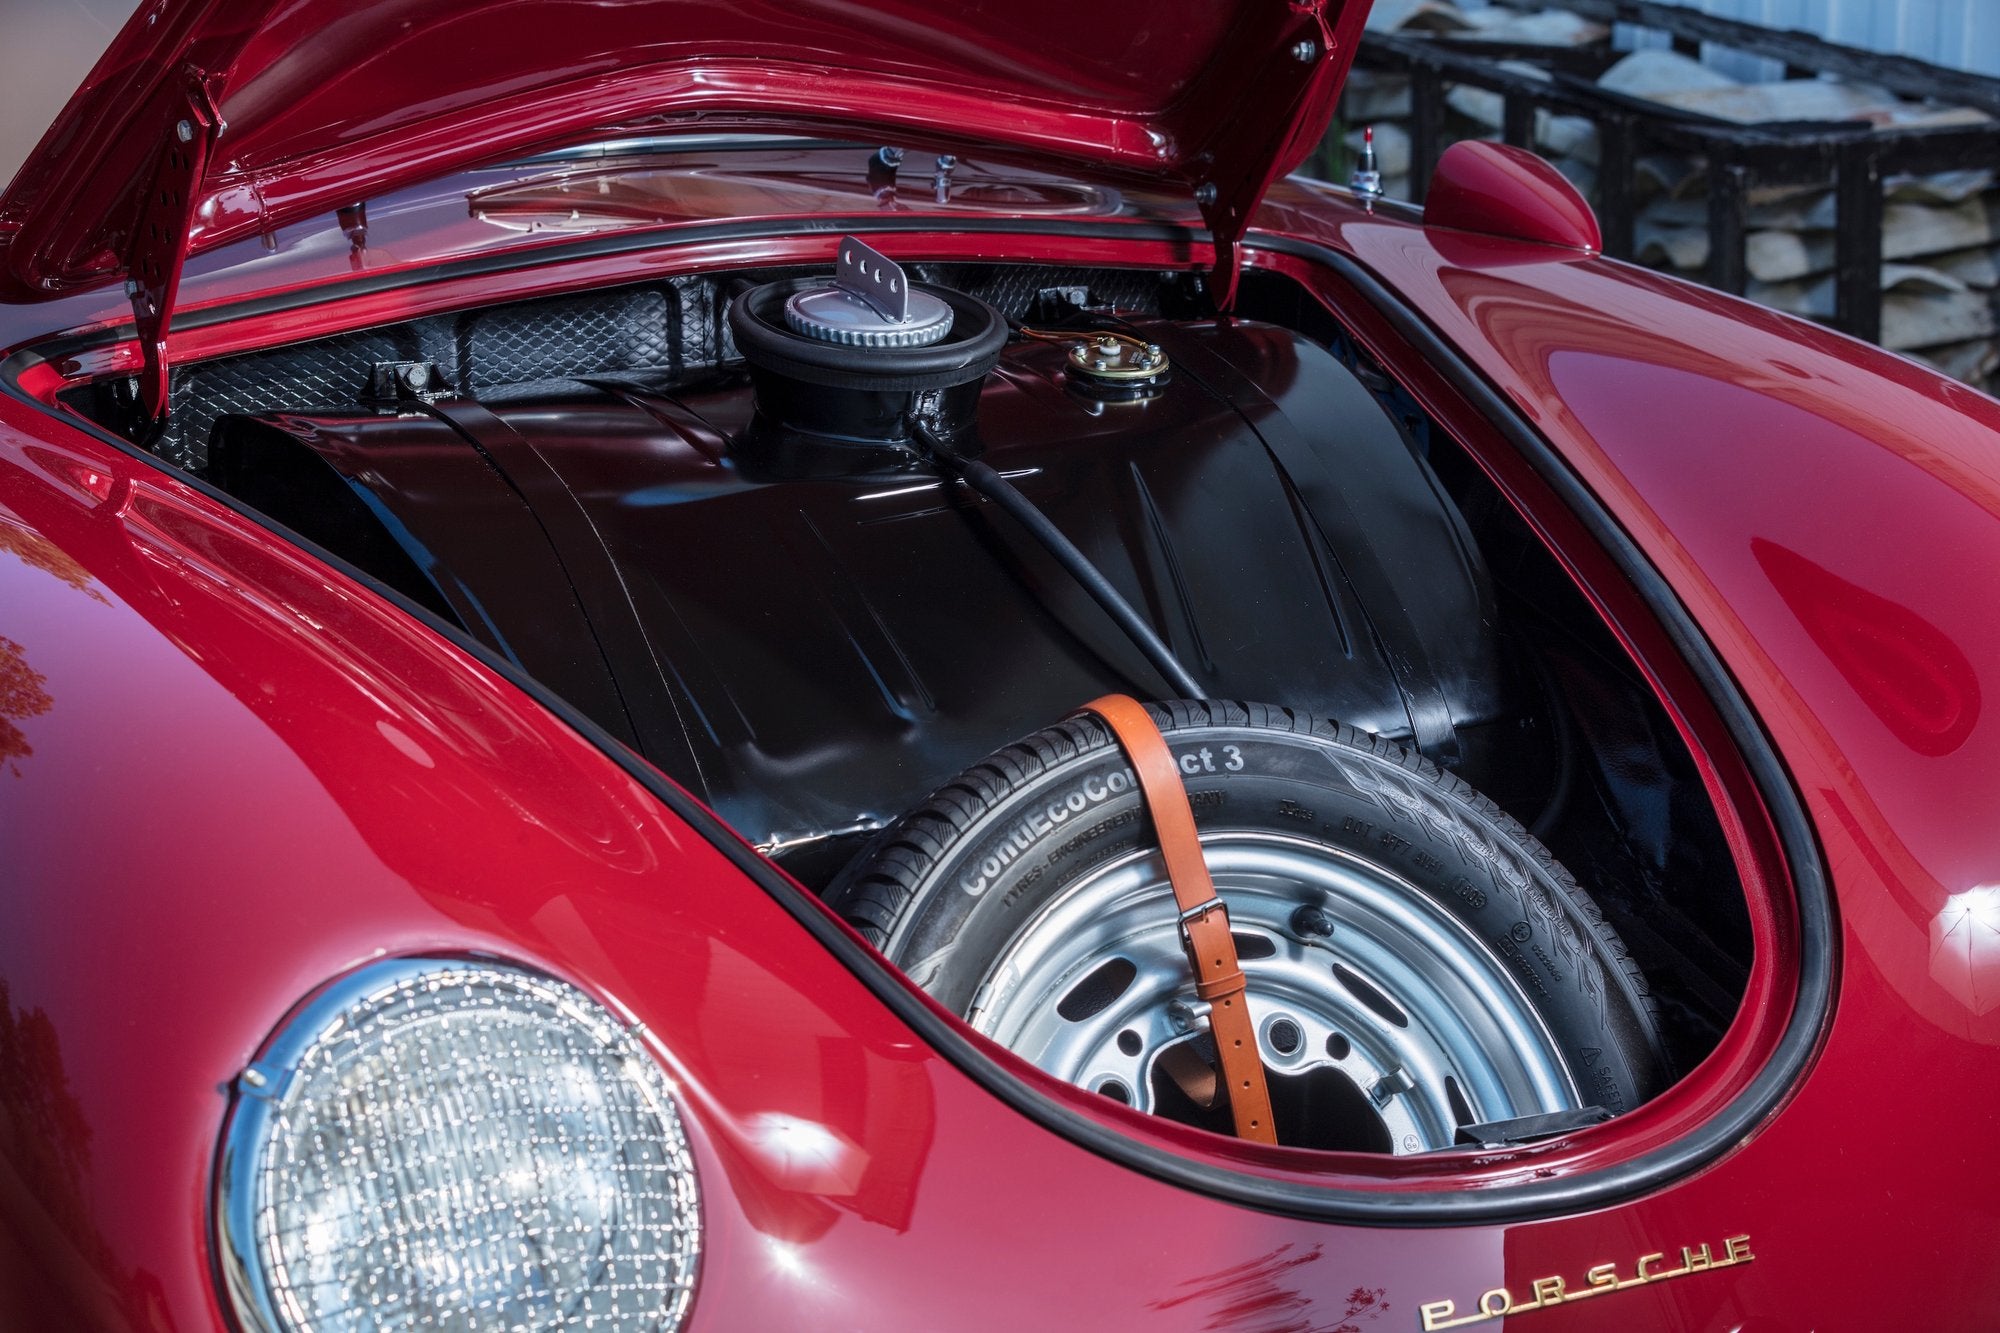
[1178,896,1228,942]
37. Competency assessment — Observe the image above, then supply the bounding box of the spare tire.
[827,700,1666,1153]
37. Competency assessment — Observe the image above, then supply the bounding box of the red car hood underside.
[0,0,1365,301]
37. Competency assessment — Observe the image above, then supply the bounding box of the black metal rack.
[1344,0,2000,345]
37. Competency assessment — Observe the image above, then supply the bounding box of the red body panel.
[1421,142,1603,253]
[0,0,1365,298]
[3,152,1998,1331]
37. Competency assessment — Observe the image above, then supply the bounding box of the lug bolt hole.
[1325,1031,1351,1060]
[1116,1029,1143,1056]
[1268,1018,1304,1056]
[1099,1079,1132,1104]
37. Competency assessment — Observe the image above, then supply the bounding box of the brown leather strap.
[1079,696,1276,1145]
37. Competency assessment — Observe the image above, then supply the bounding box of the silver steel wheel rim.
[967,832,1580,1153]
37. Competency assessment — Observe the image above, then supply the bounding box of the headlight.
[215,958,700,1333]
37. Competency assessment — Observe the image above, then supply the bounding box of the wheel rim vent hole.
[1231,931,1278,960]
[1116,1029,1143,1056]
[1057,956,1137,1021]
[1445,1074,1474,1128]
[1332,963,1409,1028]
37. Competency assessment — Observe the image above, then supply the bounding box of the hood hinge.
[127,74,223,428]
[1195,1,1339,312]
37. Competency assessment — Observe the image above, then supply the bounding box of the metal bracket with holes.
[834,236,912,323]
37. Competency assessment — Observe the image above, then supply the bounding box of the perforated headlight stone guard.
[214,958,701,1333]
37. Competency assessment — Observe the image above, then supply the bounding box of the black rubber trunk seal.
[0,217,1833,1225]
[23,215,1206,365]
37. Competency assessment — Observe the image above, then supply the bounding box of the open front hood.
[0,0,1365,307]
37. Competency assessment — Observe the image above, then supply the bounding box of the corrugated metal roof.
[1631,0,2000,80]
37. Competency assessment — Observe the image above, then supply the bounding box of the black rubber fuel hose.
[922,433,1208,701]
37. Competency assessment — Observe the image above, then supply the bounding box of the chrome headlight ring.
[215,957,700,1333]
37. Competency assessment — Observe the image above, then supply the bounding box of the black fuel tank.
[211,317,1508,878]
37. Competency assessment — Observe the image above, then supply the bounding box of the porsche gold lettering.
[1418,1234,1753,1331]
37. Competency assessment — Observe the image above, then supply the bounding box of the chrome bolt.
[1168,997,1213,1032]
[175,119,194,143]
[1194,182,1218,206]
[400,364,429,391]
[1292,38,1319,62]
[241,1066,268,1089]
[1352,124,1385,203]
[1370,1065,1416,1108]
